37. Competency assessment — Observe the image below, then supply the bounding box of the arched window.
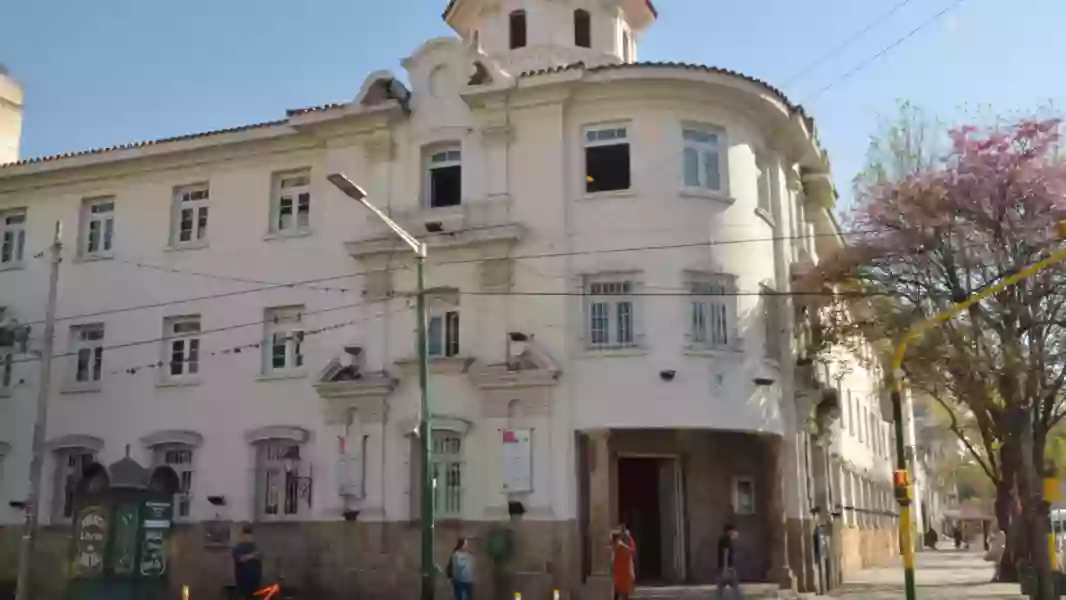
[574,9,591,48]
[509,10,527,49]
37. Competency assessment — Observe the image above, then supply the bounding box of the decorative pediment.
[45,434,104,453]
[244,425,310,445]
[140,429,203,449]
[313,357,398,425]
[467,335,561,418]
[399,414,473,437]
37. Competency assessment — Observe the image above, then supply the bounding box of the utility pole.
[15,221,62,600]
[326,173,435,600]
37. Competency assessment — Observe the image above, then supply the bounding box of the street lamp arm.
[326,172,426,257]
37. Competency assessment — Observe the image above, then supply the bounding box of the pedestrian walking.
[610,529,636,600]
[716,524,743,599]
[231,525,263,600]
[447,537,475,600]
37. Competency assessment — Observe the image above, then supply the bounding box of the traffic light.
[893,470,911,502]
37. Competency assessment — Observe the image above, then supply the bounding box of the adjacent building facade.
[0,1,911,598]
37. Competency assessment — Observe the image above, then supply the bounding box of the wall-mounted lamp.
[282,446,314,509]
[207,495,227,507]
[425,221,444,233]
[659,370,676,382]
[8,500,25,510]
[753,376,775,387]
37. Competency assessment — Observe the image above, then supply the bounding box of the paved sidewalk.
[829,549,1025,599]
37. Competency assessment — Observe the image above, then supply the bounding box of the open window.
[574,9,591,48]
[584,125,631,194]
[510,10,527,49]
[425,146,462,208]
[426,290,460,358]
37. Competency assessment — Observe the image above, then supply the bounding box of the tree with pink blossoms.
[802,108,1066,597]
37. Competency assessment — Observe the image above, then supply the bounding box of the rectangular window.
[257,442,307,518]
[70,324,105,384]
[172,183,210,245]
[756,154,772,213]
[682,128,723,191]
[846,390,854,432]
[509,10,527,49]
[271,170,311,233]
[688,273,735,348]
[426,147,462,208]
[153,445,194,518]
[762,287,781,359]
[432,432,463,518]
[585,277,638,350]
[733,476,756,515]
[81,197,115,257]
[584,125,631,194]
[0,351,12,392]
[55,450,95,521]
[0,209,26,266]
[163,315,201,379]
[428,311,460,358]
[264,306,304,374]
[574,9,591,48]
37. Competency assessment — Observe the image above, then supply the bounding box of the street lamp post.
[890,233,1066,600]
[327,174,435,600]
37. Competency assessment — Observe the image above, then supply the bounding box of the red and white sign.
[501,428,532,493]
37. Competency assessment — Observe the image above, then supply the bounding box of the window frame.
[583,123,632,195]
[685,271,737,350]
[263,306,305,375]
[761,285,781,360]
[0,208,26,267]
[0,350,12,395]
[53,449,96,523]
[270,169,312,235]
[254,440,310,521]
[574,9,591,48]
[423,145,463,209]
[732,476,756,516]
[681,125,726,194]
[161,315,202,383]
[426,290,461,359]
[509,10,527,49]
[68,323,105,389]
[431,430,464,519]
[152,443,196,519]
[171,183,210,247]
[583,273,642,351]
[80,196,116,258]
[755,152,773,215]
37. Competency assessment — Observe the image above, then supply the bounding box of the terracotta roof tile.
[0,119,286,170]
[286,102,346,117]
[518,60,803,116]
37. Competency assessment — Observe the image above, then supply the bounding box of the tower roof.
[442,0,658,21]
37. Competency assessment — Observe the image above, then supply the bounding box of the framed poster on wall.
[501,428,532,493]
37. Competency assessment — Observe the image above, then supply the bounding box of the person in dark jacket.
[232,525,263,600]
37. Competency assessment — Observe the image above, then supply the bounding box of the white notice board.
[501,428,532,493]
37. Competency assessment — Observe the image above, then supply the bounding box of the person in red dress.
[610,526,637,600]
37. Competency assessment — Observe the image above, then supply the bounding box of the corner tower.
[443,0,657,73]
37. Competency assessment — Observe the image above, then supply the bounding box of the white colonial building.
[0,1,904,598]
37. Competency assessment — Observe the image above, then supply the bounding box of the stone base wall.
[0,519,579,600]
[838,526,898,578]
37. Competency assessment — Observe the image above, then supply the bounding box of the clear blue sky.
[3,0,1064,200]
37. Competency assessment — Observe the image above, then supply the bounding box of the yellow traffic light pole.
[890,236,1066,600]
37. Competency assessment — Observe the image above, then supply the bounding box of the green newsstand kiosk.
[63,448,180,600]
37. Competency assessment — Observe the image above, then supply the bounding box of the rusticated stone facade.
[839,526,898,577]
[2,520,579,600]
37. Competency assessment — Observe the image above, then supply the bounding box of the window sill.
[156,378,202,389]
[679,188,735,206]
[579,346,648,358]
[256,370,308,382]
[683,345,744,359]
[263,229,312,242]
[61,383,102,395]
[582,189,638,201]
[0,261,25,272]
[754,207,775,228]
[73,253,114,264]
[165,240,209,252]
